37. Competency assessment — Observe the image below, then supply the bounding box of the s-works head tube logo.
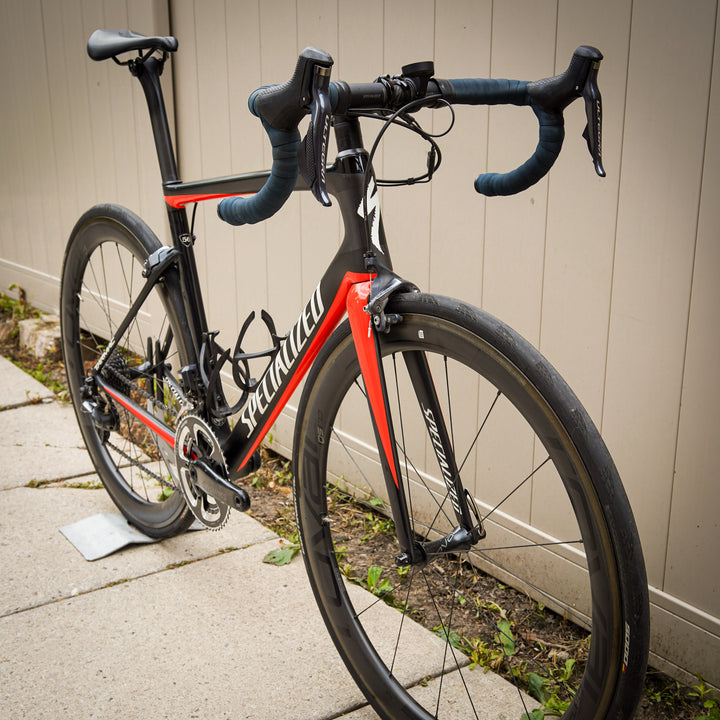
[357,177,381,252]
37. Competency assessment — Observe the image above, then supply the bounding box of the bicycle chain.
[104,437,175,489]
[103,362,181,418]
[101,360,233,530]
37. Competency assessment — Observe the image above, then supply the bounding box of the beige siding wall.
[1,0,718,688]
[0,0,173,312]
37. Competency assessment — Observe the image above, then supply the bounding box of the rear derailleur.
[81,377,118,440]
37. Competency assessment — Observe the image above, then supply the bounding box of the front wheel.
[293,293,648,720]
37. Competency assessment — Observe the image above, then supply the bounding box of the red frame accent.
[98,379,176,447]
[93,272,401,487]
[164,192,252,209]
[234,271,373,471]
[346,281,399,487]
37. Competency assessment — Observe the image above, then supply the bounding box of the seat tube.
[167,207,209,358]
[133,56,208,359]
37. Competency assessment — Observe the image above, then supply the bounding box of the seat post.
[131,56,179,184]
[130,54,209,365]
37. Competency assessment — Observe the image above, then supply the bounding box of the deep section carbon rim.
[295,306,636,720]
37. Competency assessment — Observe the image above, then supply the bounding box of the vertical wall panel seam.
[663,0,720,594]
[480,0,494,310]
[62,0,81,220]
[0,4,16,256]
[110,2,127,217]
[380,0,386,181]
[167,0,182,179]
[79,5,95,203]
[258,0,271,309]
[336,0,342,245]
[130,1,144,219]
[296,0,304,307]
[427,0,437,291]
[533,0,560,528]
[536,0,560,356]
[600,0,634,440]
[223,0,239,326]
[192,0,209,294]
[38,0,63,263]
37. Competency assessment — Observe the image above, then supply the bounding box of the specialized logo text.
[422,405,462,515]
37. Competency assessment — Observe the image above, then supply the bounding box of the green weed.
[0,285,39,322]
[362,512,394,542]
[366,565,393,597]
[690,676,720,720]
[263,532,301,566]
[157,486,174,502]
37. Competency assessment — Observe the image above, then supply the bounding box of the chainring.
[174,414,230,530]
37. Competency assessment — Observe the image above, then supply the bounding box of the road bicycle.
[61,29,650,720]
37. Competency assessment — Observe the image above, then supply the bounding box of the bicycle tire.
[60,204,195,538]
[293,292,648,720]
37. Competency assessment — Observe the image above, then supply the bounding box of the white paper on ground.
[59,512,160,561]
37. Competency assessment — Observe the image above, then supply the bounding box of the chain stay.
[103,362,180,418]
[100,361,182,491]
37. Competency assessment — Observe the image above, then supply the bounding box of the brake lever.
[582,59,605,177]
[527,46,606,180]
[300,63,333,207]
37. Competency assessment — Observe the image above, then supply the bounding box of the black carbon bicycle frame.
[95,55,478,560]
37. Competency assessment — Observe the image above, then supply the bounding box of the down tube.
[224,270,373,480]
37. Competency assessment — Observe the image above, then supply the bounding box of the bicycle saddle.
[87,29,178,61]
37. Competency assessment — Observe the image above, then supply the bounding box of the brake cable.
[353,96,455,250]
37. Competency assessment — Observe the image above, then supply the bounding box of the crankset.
[174,414,250,529]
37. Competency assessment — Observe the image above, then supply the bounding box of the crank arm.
[189,457,250,512]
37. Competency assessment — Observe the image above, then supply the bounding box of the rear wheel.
[60,204,194,537]
[294,293,648,720]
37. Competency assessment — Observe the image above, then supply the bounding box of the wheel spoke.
[481,455,552,525]
[458,388,501,476]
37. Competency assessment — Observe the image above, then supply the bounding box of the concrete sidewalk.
[0,355,521,719]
